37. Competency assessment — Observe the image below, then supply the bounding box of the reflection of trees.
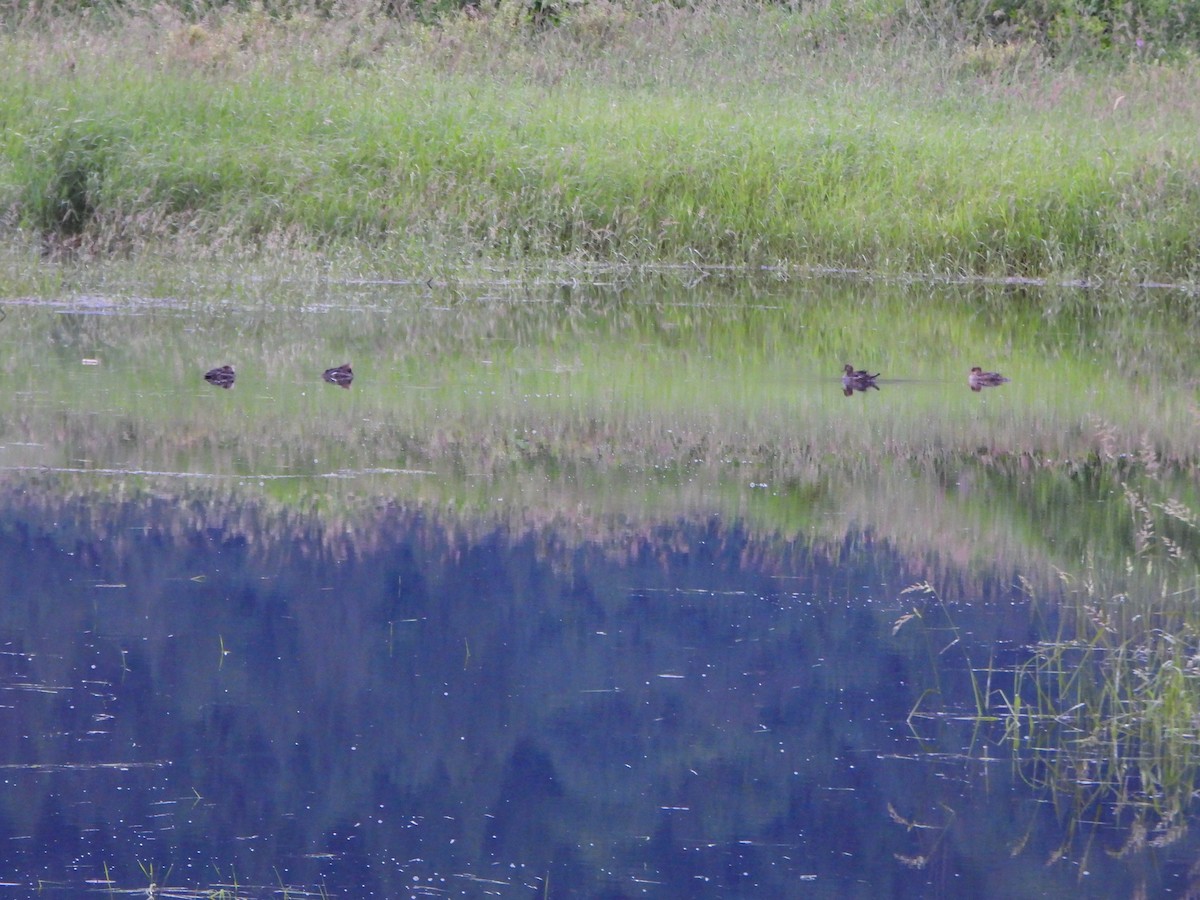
[0,478,1184,896]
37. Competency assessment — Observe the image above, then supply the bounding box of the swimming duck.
[204,364,236,388]
[968,366,1010,391]
[322,363,353,387]
[842,363,880,395]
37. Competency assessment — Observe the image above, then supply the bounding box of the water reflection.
[3,275,1200,478]
[4,271,1200,896]
[0,484,1196,897]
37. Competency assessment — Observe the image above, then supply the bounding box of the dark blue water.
[1,484,1193,898]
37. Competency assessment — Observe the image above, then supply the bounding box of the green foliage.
[20,118,130,237]
[1,3,1200,278]
[8,0,1200,52]
[976,477,1200,859]
[917,0,1200,55]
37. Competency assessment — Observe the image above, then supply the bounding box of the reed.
[966,478,1200,864]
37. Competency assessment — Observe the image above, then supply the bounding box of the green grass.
[995,585,1200,861]
[2,1,1200,280]
[899,474,1200,867]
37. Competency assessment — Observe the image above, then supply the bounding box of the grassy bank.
[1,1,1200,280]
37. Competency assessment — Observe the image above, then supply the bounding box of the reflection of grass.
[4,260,1195,600]
[3,271,1200,484]
[6,267,1200,672]
[3,267,1198,600]
[893,472,1200,869]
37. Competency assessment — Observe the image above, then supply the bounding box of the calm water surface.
[1,272,1199,898]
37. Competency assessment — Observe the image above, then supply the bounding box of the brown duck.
[322,363,353,388]
[842,363,880,395]
[968,366,1010,391]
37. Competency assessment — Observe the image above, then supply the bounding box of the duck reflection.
[842,363,880,396]
[204,364,236,389]
[322,363,353,388]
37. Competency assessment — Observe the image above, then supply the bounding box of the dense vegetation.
[2,0,1200,281]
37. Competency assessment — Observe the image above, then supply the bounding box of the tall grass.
[1,1,1200,280]
[998,603,1200,862]
[939,477,1200,865]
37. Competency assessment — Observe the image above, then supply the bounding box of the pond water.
[2,270,1200,898]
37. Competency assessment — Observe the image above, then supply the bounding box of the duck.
[842,363,880,395]
[968,366,1010,391]
[322,363,353,387]
[204,364,236,388]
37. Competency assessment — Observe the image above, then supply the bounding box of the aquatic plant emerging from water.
[1003,619,1200,859]
[899,479,1200,870]
[992,483,1200,865]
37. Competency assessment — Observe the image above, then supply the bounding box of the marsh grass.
[949,479,1200,865]
[94,858,316,900]
[999,613,1200,861]
[2,1,1200,279]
